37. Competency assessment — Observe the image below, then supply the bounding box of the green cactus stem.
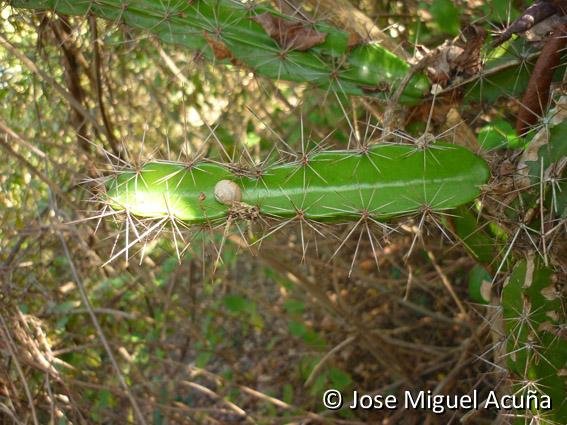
[501,255,567,424]
[9,0,430,104]
[105,142,489,224]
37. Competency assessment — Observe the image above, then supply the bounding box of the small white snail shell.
[214,180,242,205]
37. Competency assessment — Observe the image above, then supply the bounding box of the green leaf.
[288,320,308,339]
[430,0,460,36]
[288,320,326,346]
[195,351,212,368]
[328,367,352,391]
[283,299,305,315]
[282,384,294,404]
[223,294,255,313]
[467,265,492,304]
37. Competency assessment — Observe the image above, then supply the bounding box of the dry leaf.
[252,13,326,51]
[426,25,486,86]
[452,25,485,77]
[203,31,232,61]
[347,31,364,49]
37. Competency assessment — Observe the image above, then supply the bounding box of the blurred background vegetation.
[0,1,565,424]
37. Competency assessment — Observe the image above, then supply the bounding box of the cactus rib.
[9,0,430,104]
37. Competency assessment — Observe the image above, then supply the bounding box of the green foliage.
[429,0,460,36]
[467,265,492,304]
[223,294,264,328]
[223,294,254,313]
[288,320,326,346]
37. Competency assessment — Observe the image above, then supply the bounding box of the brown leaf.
[426,25,486,86]
[203,31,232,61]
[347,31,364,49]
[252,13,326,51]
[453,25,485,77]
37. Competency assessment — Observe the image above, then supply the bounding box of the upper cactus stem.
[10,0,430,104]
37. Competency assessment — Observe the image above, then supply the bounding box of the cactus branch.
[9,0,430,104]
[105,142,489,224]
